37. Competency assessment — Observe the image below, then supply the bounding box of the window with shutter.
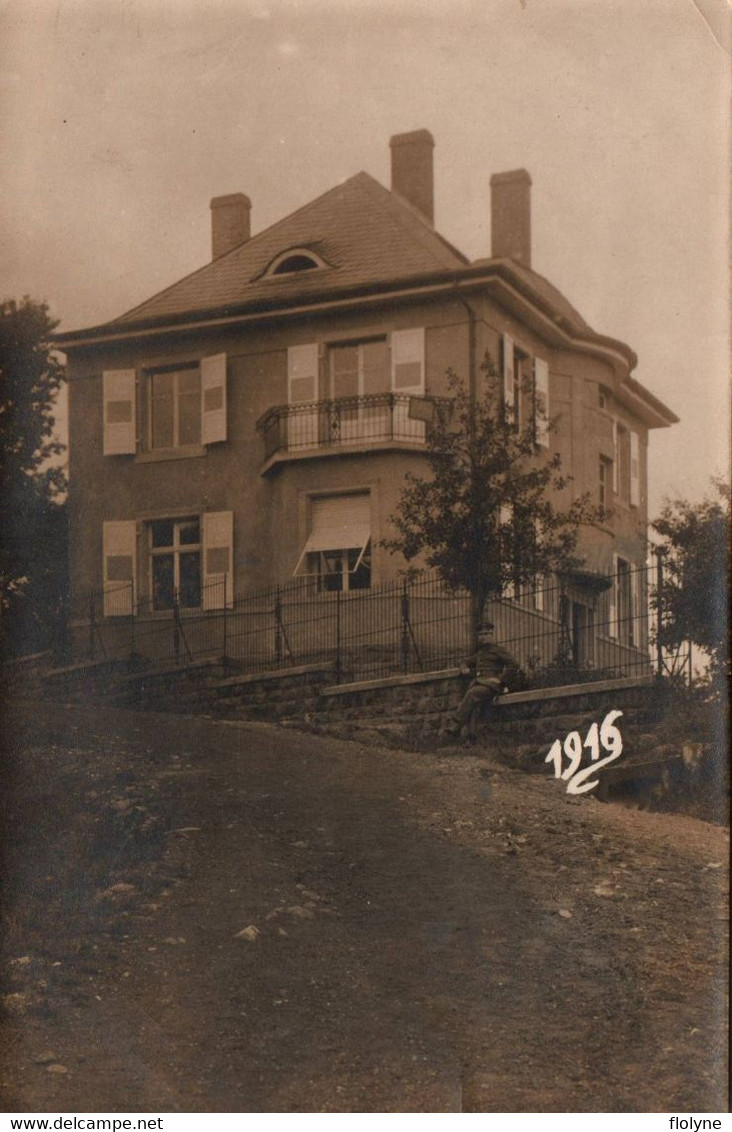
[391,329,425,441]
[103,370,137,455]
[534,357,550,447]
[150,369,201,449]
[612,419,619,493]
[501,334,517,423]
[615,556,633,645]
[632,565,643,648]
[599,456,613,508]
[329,339,389,441]
[607,553,619,639]
[103,520,137,616]
[203,511,234,610]
[500,503,517,599]
[149,518,201,611]
[288,344,319,403]
[629,430,640,506]
[616,424,631,501]
[287,344,320,449]
[144,354,227,453]
[391,328,424,394]
[201,353,227,444]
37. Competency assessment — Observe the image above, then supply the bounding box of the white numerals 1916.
[544,710,623,795]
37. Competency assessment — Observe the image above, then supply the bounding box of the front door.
[571,602,594,667]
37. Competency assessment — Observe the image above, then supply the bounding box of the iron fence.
[65,553,691,689]
[256,393,452,460]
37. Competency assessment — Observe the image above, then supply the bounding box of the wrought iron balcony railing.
[256,392,450,462]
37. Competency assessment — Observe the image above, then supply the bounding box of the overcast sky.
[2,0,728,515]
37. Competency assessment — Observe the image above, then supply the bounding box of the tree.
[384,356,606,629]
[0,297,68,656]
[652,479,729,679]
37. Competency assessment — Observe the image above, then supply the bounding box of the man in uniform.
[445,621,518,742]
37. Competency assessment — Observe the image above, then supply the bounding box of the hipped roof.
[114,172,468,328]
[54,169,677,427]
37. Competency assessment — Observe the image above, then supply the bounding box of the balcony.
[257,393,451,468]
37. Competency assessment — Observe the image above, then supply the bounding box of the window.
[103,354,226,456]
[103,511,232,616]
[295,493,371,592]
[614,422,640,506]
[329,339,389,442]
[615,424,629,500]
[501,333,526,427]
[309,547,372,593]
[330,339,389,399]
[150,369,201,450]
[273,254,319,274]
[609,555,641,647]
[150,517,201,610]
[599,456,613,508]
[533,357,550,447]
[264,248,328,277]
[598,385,609,410]
[615,556,634,646]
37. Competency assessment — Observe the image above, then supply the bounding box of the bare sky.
[2,0,728,515]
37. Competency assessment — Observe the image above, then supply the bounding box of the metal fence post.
[401,579,410,674]
[655,548,665,680]
[89,591,95,661]
[173,588,181,665]
[334,587,342,683]
[274,586,282,666]
[129,581,136,659]
[222,575,228,661]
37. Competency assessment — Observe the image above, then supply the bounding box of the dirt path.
[1,700,728,1112]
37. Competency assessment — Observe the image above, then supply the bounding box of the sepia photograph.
[1,0,729,1118]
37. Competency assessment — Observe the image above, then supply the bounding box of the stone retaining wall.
[112,661,335,720]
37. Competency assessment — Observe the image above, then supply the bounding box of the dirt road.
[1,700,728,1112]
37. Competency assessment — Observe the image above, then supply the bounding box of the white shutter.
[500,503,516,598]
[534,576,545,612]
[629,430,640,506]
[203,511,234,610]
[502,333,515,416]
[103,370,136,455]
[612,419,619,493]
[391,328,425,393]
[288,344,319,403]
[201,353,227,444]
[608,554,618,639]
[534,357,550,447]
[628,562,643,647]
[103,520,136,616]
[287,345,319,450]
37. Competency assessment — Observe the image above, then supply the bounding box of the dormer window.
[274,254,319,274]
[263,248,328,279]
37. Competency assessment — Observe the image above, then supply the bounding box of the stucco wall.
[65,286,650,621]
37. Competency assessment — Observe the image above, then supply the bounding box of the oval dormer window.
[274,254,319,274]
[263,248,328,278]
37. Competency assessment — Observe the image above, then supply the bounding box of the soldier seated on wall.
[444,622,521,743]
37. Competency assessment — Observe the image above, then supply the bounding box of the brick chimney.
[389,129,435,224]
[490,169,532,267]
[210,193,251,260]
